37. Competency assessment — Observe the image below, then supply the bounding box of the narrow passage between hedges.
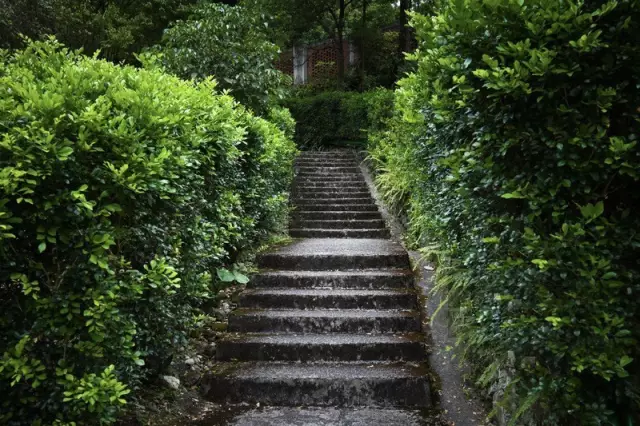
[203,150,432,425]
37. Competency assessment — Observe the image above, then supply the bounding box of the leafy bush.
[285,90,388,148]
[0,0,195,62]
[158,3,288,114]
[0,39,296,424]
[368,1,640,424]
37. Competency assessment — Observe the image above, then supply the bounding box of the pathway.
[204,151,431,425]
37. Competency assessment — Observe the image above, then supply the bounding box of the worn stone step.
[294,182,369,189]
[292,211,381,220]
[240,289,417,310]
[297,151,356,160]
[258,239,410,270]
[250,270,415,290]
[204,362,431,407]
[290,228,391,239]
[294,197,375,205]
[217,333,426,362]
[296,174,365,181]
[228,309,421,333]
[296,181,367,188]
[218,407,429,426]
[291,219,385,229]
[296,204,379,212]
[293,192,373,200]
[297,166,361,173]
[293,187,370,195]
[295,159,359,166]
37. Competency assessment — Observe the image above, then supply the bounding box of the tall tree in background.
[0,0,195,62]
[399,0,411,54]
[245,0,363,83]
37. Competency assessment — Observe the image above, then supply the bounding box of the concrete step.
[217,407,429,426]
[293,187,371,195]
[297,166,361,174]
[250,270,415,290]
[217,333,426,362]
[294,182,369,189]
[295,160,359,166]
[204,362,431,407]
[228,309,421,333]
[258,240,409,270]
[290,219,385,229]
[296,174,365,181]
[290,228,391,239]
[293,191,372,199]
[296,204,379,212]
[298,152,357,159]
[300,203,378,212]
[292,211,381,220]
[240,289,418,310]
[294,197,375,205]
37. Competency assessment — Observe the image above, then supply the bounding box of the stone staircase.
[204,151,430,424]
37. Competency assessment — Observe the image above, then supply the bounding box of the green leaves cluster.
[0,39,296,424]
[368,1,640,424]
[158,3,288,114]
[0,0,195,62]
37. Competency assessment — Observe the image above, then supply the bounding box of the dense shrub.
[0,0,195,62]
[368,1,640,424]
[158,3,288,114]
[285,90,391,148]
[0,39,296,424]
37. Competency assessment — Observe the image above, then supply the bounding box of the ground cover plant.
[368,0,640,424]
[0,39,296,424]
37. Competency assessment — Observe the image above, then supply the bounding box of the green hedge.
[284,91,386,148]
[368,1,640,424]
[0,40,296,424]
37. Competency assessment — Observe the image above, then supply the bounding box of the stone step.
[290,219,385,229]
[218,407,429,426]
[296,204,379,212]
[290,228,391,239]
[294,197,375,205]
[204,362,431,407]
[295,180,367,187]
[297,166,361,173]
[296,174,365,181]
[240,289,417,310]
[295,159,359,166]
[292,211,381,220]
[257,239,410,270]
[228,309,421,333]
[293,191,373,199]
[217,333,426,362]
[294,182,369,189]
[250,270,415,289]
[292,187,370,194]
[297,152,357,159]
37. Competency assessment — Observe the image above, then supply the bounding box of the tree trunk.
[336,0,346,83]
[359,0,367,90]
[399,0,412,54]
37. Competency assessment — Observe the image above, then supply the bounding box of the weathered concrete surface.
[228,308,421,333]
[217,333,426,362]
[205,362,431,407]
[250,269,415,289]
[257,238,410,270]
[205,407,431,426]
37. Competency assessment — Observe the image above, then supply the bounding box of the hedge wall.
[368,1,640,424]
[284,91,384,148]
[0,40,296,424]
